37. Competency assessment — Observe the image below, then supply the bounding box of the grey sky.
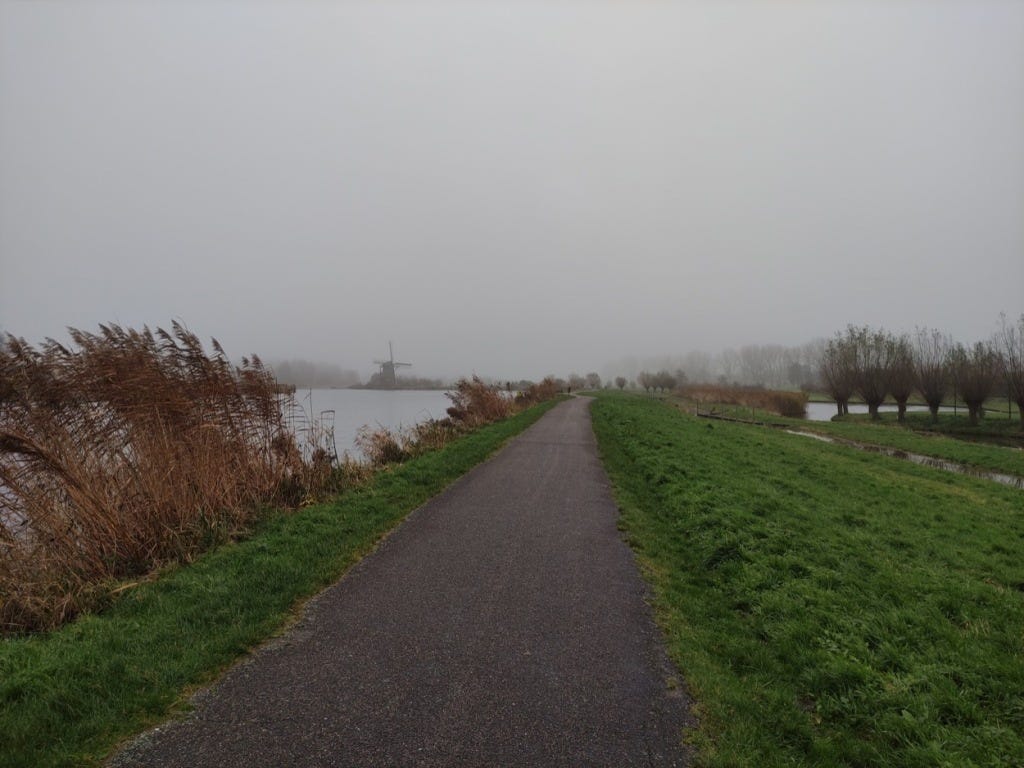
[2,0,1022,381]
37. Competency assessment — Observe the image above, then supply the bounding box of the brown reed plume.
[353,376,560,470]
[0,322,305,633]
[678,384,808,418]
[444,376,515,427]
[515,377,560,407]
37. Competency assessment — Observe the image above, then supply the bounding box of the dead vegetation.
[677,384,809,418]
[355,376,561,470]
[0,337,559,635]
[0,323,318,633]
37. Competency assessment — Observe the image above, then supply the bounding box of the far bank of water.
[288,389,452,458]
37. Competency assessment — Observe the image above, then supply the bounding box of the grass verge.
[0,399,559,768]
[787,415,1023,478]
[591,392,1023,767]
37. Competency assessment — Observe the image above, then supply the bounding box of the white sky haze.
[2,1,1022,380]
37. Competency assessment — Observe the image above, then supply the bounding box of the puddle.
[784,430,1024,490]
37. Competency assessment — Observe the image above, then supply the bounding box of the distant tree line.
[271,359,361,389]
[599,313,1023,428]
[548,372,604,392]
[637,370,680,393]
[362,372,448,390]
[819,315,1024,426]
[607,343,825,392]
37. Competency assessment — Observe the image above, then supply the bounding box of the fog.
[2,1,1022,382]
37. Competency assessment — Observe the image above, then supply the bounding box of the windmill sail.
[372,341,412,388]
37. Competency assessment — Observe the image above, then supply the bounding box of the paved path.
[113,398,691,767]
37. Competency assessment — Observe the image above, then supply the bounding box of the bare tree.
[794,338,826,391]
[738,345,769,387]
[654,370,677,392]
[887,334,916,422]
[995,313,1024,428]
[849,326,894,420]
[615,376,627,390]
[913,327,952,422]
[585,372,601,390]
[763,344,789,389]
[950,341,1000,426]
[638,371,653,394]
[682,350,713,384]
[719,348,740,385]
[820,333,856,416]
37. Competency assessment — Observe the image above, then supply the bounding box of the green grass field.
[0,400,558,768]
[675,400,1022,479]
[591,392,1024,767]
[787,415,1023,479]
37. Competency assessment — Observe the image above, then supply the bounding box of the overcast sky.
[1,1,1022,381]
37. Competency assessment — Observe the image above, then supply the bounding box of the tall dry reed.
[0,347,559,634]
[353,376,561,471]
[515,377,560,408]
[678,384,808,418]
[444,376,515,426]
[0,323,306,633]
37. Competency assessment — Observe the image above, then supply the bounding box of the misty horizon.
[2,2,1022,382]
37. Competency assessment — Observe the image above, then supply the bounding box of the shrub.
[763,391,810,418]
[445,376,514,426]
[354,425,412,468]
[515,376,560,407]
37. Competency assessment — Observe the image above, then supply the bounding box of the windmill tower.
[373,342,411,388]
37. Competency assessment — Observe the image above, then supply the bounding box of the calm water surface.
[805,402,937,422]
[288,389,452,458]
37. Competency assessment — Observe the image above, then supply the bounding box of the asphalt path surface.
[112,397,691,767]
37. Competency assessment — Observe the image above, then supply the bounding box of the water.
[804,402,939,422]
[0,389,453,536]
[288,389,452,458]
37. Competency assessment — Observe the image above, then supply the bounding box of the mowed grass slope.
[674,401,1023,479]
[0,400,558,768]
[591,393,1024,768]
[790,415,1023,479]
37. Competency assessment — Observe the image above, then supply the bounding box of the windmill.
[373,342,411,388]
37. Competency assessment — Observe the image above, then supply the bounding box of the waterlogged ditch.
[784,429,1024,489]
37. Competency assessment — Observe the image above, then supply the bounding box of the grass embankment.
[591,392,1024,767]
[832,410,1022,442]
[790,416,1023,479]
[673,400,1022,479]
[0,399,558,768]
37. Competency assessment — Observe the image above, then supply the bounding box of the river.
[286,389,453,459]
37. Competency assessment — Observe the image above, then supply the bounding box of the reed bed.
[355,376,561,469]
[0,323,313,634]
[678,384,809,418]
[0,337,560,636]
